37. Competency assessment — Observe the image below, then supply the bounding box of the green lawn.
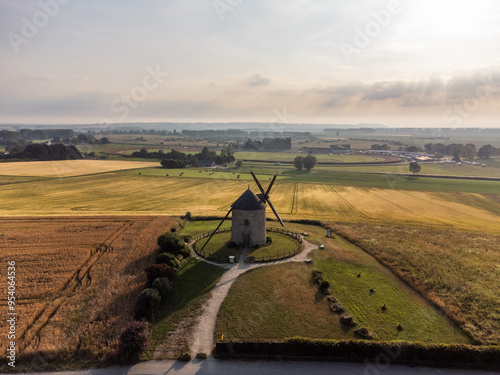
[249,232,300,260]
[216,224,471,344]
[234,151,388,163]
[195,231,238,262]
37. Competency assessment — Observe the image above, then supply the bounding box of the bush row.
[214,338,500,370]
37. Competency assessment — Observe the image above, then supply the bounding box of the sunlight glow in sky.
[1,0,500,127]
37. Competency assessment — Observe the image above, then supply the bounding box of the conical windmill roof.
[231,188,266,211]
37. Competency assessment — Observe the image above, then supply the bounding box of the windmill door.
[242,234,250,247]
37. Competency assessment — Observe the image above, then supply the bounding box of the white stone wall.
[231,208,266,246]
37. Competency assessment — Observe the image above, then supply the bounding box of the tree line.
[131,147,235,168]
[0,144,82,161]
[424,143,498,159]
[242,137,292,151]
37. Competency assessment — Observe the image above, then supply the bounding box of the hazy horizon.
[1,1,500,128]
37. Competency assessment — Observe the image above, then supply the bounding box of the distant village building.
[197,160,215,167]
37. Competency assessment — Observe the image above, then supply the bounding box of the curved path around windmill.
[188,236,319,356]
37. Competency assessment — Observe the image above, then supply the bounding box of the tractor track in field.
[290,183,299,214]
[328,185,372,220]
[17,221,133,354]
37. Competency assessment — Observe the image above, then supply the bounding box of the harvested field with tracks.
[0,216,174,371]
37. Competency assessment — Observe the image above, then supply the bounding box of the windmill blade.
[250,170,267,198]
[199,208,232,252]
[250,170,286,229]
[264,173,278,197]
[267,197,287,229]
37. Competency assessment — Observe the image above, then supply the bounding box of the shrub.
[152,277,172,298]
[312,270,323,284]
[319,280,331,294]
[156,252,181,269]
[177,246,191,259]
[182,234,192,243]
[266,236,272,244]
[145,263,177,285]
[157,232,185,253]
[135,288,161,321]
[170,227,177,233]
[118,321,149,362]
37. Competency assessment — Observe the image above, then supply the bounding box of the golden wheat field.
[0,160,156,177]
[0,216,174,370]
[1,171,498,233]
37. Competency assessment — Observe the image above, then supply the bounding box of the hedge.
[214,338,500,370]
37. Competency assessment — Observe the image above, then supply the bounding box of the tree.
[477,144,497,159]
[235,160,243,168]
[303,154,318,171]
[462,144,476,160]
[293,156,304,171]
[157,232,186,254]
[409,161,421,174]
[134,288,161,321]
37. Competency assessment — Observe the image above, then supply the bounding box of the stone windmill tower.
[200,171,286,250]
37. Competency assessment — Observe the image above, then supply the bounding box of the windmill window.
[244,219,250,226]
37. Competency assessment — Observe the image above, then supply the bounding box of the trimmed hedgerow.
[214,338,500,370]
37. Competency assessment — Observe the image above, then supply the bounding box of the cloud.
[246,74,271,87]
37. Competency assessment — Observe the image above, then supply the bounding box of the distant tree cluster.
[370,143,390,150]
[130,146,234,168]
[0,129,110,149]
[1,144,82,161]
[293,154,317,171]
[423,142,498,159]
[242,137,292,151]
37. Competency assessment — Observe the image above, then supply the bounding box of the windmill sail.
[199,207,232,252]
[250,171,287,229]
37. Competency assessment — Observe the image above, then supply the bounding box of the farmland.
[0,156,499,367]
[0,216,175,371]
[0,169,498,233]
[0,160,157,177]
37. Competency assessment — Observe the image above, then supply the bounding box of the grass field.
[329,222,500,344]
[249,232,300,259]
[0,160,157,177]
[233,151,391,163]
[216,223,470,344]
[195,231,238,261]
[0,216,175,371]
[316,161,500,178]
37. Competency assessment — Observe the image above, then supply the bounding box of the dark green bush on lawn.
[156,252,181,269]
[152,277,173,298]
[134,288,161,321]
[157,232,185,253]
[145,263,177,285]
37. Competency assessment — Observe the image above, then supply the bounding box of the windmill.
[199,171,286,250]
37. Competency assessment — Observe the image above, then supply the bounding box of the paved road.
[8,357,499,375]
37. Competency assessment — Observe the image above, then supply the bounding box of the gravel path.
[189,236,319,356]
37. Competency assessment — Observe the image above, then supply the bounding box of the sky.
[1,0,500,128]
